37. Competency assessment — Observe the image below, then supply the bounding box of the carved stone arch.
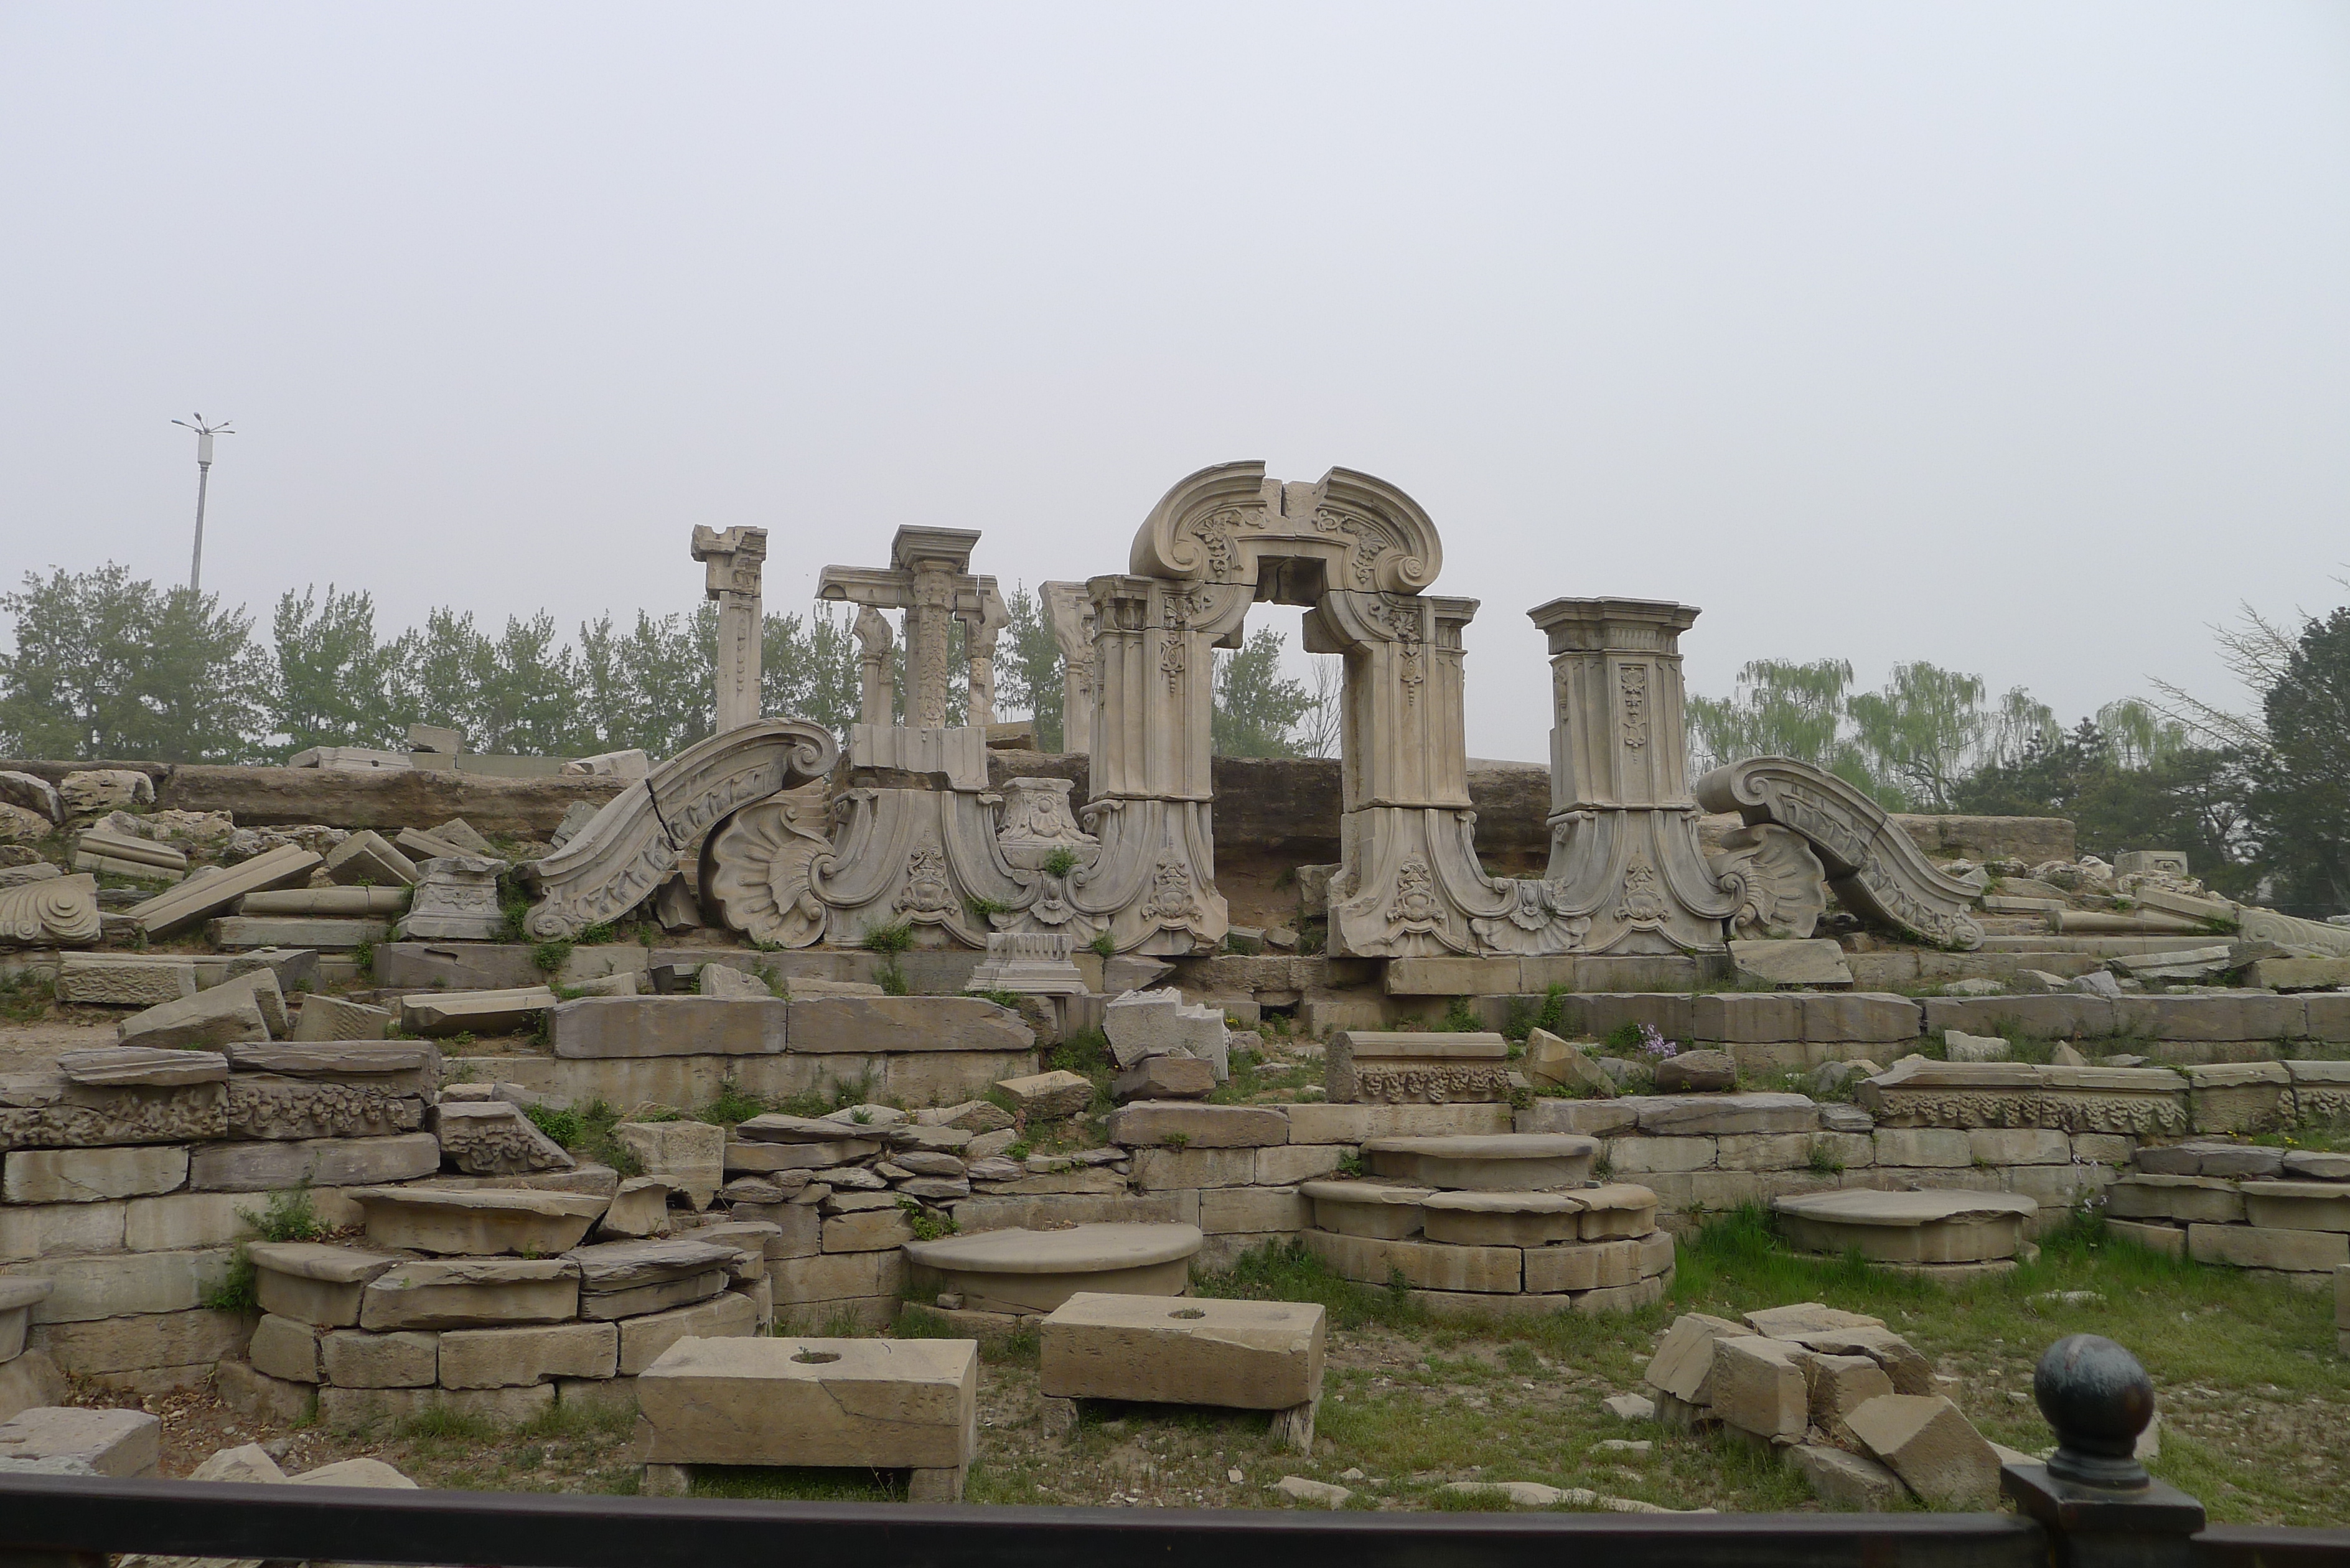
[1129,461,1444,599]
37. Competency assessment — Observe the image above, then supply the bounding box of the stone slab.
[439,1321,619,1387]
[0,1405,160,1477]
[1040,1292,1324,1409]
[126,844,320,937]
[3,1146,187,1204]
[347,1187,605,1256]
[1298,1230,1520,1294]
[360,1258,583,1330]
[1107,1101,1288,1148]
[551,996,789,1058]
[1360,1134,1597,1190]
[637,1335,978,1468]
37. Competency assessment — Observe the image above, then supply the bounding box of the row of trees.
[1684,609,2350,915]
[0,564,1342,767]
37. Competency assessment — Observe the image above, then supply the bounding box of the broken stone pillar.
[1525,598,1736,954]
[1041,582,1097,757]
[963,586,1009,729]
[693,525,769,734]
[853,607,894,727]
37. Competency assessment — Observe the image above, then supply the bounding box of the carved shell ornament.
[702,796,833,948]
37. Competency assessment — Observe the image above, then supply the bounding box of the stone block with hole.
[1040,1293,1327,1453]
[637,1335,978,1501]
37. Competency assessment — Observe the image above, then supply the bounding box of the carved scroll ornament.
[1695,757,1985,951]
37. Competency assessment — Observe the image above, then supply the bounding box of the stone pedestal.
[1522,598,1735,955]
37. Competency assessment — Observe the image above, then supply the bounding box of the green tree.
[0,564,267,762]
[268,586,402,758]
[576,608,713,757]
[1846,663,2053,811]
[764,605,864,736]
[998,586,1065,750]
[2247,607,2350,915]
[1212,627,1314,757]
[1686,658,1880,795]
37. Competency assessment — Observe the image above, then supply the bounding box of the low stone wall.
[1,752,2075,872]
[2105,1141,2350,1285]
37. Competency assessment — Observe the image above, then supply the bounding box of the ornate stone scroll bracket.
[0,872,101,948]
[520,719,837,940]
[1694,756,1985,951]
[1707,823,1830,940]
[698,785,834,949]
[2235,907,2350,958]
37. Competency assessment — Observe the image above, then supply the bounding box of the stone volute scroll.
[518,718,837,940]
[1693,755,1986,950]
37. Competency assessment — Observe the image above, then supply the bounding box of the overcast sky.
[3,3,2345,762]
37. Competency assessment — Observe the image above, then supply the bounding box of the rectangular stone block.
[1,1248,231,1323]
[1921,995,2115,1040]
[1298,1230,1520,1293]
[785,995,1034,1054]
[1382,956,1520,995]
[2105,1218,2185,1258]
[1631,1094,1817,1137]
[2107,1175,2245,1225]
[249,1313,321,1383]
[551,996,787,1058]
[359,1259,582,1330]
[2187,1223,2348,1272]
[1608,1136,1718,1173]
[1041,1294,1323,1409]
[1802,994,1926,1045]
[1522,1238,1641,1293]
[1715,1134,1815,1172]
[438,1321,618,1387]
[769,1249,906,1305]
[1967,1129,2071,1166]
[1131,1146,1257,1190]
[1690,992,1804,1045]
[1711,1334,1810,1440]
[823,1208,915,1253]
[2132,995,2302,1044]
[1256,1144,1347,1186]
[126,844,321,937]
[2242,1182,2350,1234]
[318,1381,555,1431]
[637,1336,976,1469]
[949,1193,1194,1233]
[212,917,387,951]
[1283,1103,1514,1141]
[1326,1031,1510,1104]
[616,1289,761,1375]
[321,1328,438,1387]
[1107,1103,1288,1148]
[55,954,199,1008]
[1200,1186,1308,1234]
[2186,1062,2291,1135]
[1873,1129,1972,1169]
[27,1307,248,1376]
[189,1134,441,1192]
[3,1146,187,1203]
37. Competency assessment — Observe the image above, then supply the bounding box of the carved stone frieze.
[227,1074,427,1141]
[1352,1065,1516,1105]
[1695,757,1985,951]
[0,1072,228,1150]
[1856,1058,2187,1136]
[1708,823,1830,940]
[0,872,101,948]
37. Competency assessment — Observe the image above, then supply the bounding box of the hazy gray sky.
[4,3,2345,761]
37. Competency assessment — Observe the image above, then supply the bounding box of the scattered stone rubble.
[1641,1302,2000,1511]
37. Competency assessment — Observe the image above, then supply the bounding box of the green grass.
[0,971,52,1023]
[860,919,914,954]
[523,1097,645,1176]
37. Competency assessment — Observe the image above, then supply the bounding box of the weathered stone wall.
[2,752,2075,866]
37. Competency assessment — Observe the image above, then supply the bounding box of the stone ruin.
[4,455,2350,1508]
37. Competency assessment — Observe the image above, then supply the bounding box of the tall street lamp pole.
[171,414,234,593]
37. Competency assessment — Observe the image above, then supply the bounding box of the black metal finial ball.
[2034,1335,2155,1488]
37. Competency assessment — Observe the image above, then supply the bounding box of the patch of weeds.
[444,1030,475,1049]
[970,988,1025,1010]
[500,892,531,943]
[528,1097,645,1177]
[1441,996,1484,1032]
[1296,923,1326,955]
[200,1253,258,1312]
[578,922,616,945]
[1805,1136,1847,1176]
[1502,984,1571,1043]
[398,1407,502,1444]
[966,897,1011,922]
[1087,930,1115,958]
[1042,847,1080,877]
[1224,931,1262,956]
[241,1185,327,1243]
[897,1196,958,1241]
[0,972,54,1024]
[1194,1240,1422,1332]
[531,938,574,974]
[861,919,914,954]
[1003,1139,1031,1162]
[525,1102,585,1145]
[1336,1149,1364,1178]
[700,1079,769,1128]
[876,959,910,996]
[350,940,374,979]
[1163,1131,1191,1150]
